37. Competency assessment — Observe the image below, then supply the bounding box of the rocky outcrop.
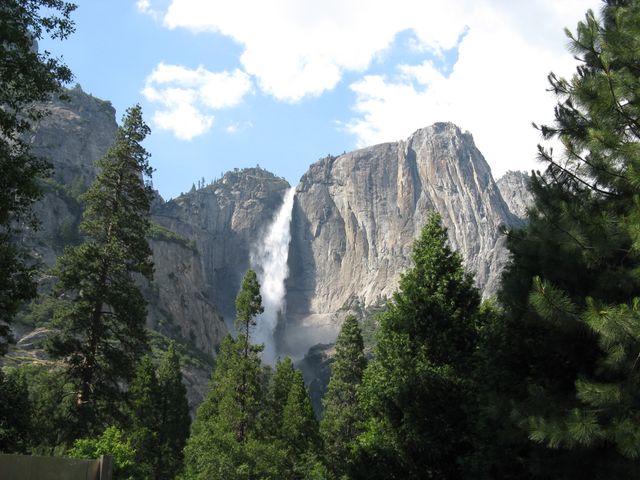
[283,123,518,357]
[17,88,538,409]
[151,168,291,324]
[496,170,534,221]
[19,87,228,358]
[27,85,117,188]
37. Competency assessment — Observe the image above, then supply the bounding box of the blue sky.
[41,0,599,200]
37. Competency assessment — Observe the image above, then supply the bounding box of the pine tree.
[0,368,32,453]
[261,356,296,439]
[483,1,640,477]
[354,214,481,479]
[320,315,366,478]
[156,342,191,479]
[233,269,264,443]
[182,336,239,480]
[182,271,269,479]
[0,0,74,353]
[46,105,154,439]
[281,369,322,478]
[127,355,161,478]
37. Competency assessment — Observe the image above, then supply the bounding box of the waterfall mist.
[251,187,296,364]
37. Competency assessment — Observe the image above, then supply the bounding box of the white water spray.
[251,187,296,364]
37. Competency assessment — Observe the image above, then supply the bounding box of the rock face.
[20,87,227,358]
[18,88,535,408]
[283,123,518,356]
[28,86,117,188]
[496,170,534,221]
[151,169,291,325]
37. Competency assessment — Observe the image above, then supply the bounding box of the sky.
[40,0,602,200]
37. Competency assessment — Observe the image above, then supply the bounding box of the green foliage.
[480,1,640,477]
[282,370,321,474]
[156,342,191,479]
[234,269,264,337]
[147,223,197,253]
[127,355,161,476]
[0,0,75,353]
[46,105,154,439]
[320,315,366,478]
[69,426,151,480]
[124,345,191,479]
[182,335,272,480]
[261,357,296,438]
[354,214,481,479]
[0,368,32,453]
[16,364,76,452]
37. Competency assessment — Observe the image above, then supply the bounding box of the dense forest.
[2,0,640,479]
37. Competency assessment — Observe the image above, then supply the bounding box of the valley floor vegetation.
[2,0,640,479]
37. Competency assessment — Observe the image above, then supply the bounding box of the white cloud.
[343,1,601,177]
[145,0,601,174]
[142,63,253,140]
[161,0,468,101]
[136,0,164,21]
[225,121,253,134]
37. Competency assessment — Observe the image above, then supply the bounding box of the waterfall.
[251,187,296,364]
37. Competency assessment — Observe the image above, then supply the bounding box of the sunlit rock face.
[496,170,534,222]
[151,168,291,328]
[283,123,519,357]
[22,88,532,408]
[21,87,228,357]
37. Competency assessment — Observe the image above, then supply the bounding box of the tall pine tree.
[46,105,154,440]
[320,315,366,479]
[156,342,191,479]
[354,214,481,480]
[182,271,270,479]
[127,355,161,478]
[281,370,323,478]
[0,0,74,353]
[482,1,640,477]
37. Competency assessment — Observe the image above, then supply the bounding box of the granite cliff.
[18,87,227,359]
[282,123,518,356]
[496,170,534,221]
[10,88,535,408]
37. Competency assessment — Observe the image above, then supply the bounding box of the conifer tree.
[182,336,240,480]
[261,356,296,439]
[0,368,32,453]
[182,271,269,479]
[127,355,161,478]
[354,214,480,479]
[484,1,640,477]
[281,370,322,479]
[0,0,74,353]
[46,105,154,439]
[320,315,366,478]
[156,342,191,479]
[233,269,264,443]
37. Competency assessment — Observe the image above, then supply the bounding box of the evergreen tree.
[281,370,322,479]
[320,315,366,478]
[127,355,162,478]
[46,105,154,439]
[261,356,296,439]
[354,214,481,480]
[481,1,640,477]
[17,364,75,454]
[0,368,32,453]
[183,272,270,479]
[0,0,74,353]
[233,269,264,443]
[156,342,191,479]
